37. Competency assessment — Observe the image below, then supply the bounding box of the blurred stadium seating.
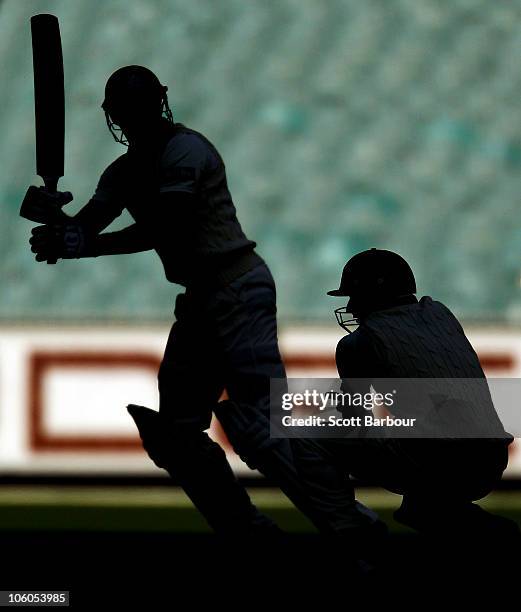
[1,0,521,322]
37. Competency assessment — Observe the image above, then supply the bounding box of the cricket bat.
[20,14,65,264]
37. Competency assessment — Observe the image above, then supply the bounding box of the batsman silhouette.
[24,65,379,537]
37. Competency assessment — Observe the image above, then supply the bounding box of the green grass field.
[0,485,518,604]
[0,486,520,533]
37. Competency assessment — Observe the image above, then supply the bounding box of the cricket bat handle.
[43,176,58,265]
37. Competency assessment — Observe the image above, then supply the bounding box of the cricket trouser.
[290,435,511,534]
[149,261,369,533]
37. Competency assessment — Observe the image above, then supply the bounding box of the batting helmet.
[102,65,173,144]
[328,248,417,331]
[328,248,416,298]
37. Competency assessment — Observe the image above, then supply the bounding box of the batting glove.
[29,222,92,261]
[20,186,73,224]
